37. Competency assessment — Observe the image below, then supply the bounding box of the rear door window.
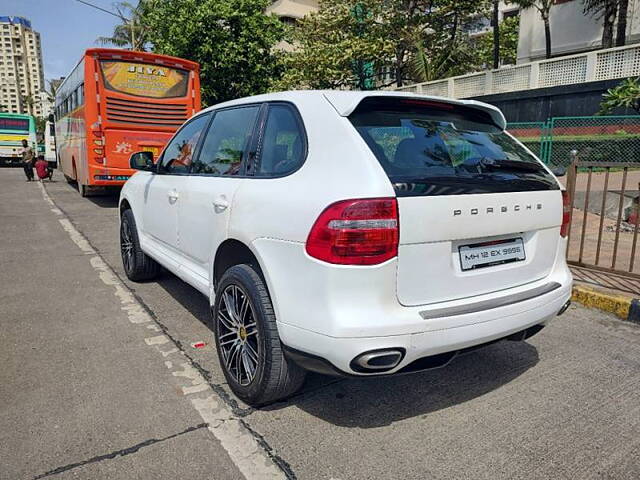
[349,97,559,196]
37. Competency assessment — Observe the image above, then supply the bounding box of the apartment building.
[0,16,45,116]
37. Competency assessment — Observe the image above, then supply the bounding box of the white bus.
[44,118,56,166]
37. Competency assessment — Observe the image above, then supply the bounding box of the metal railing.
[508,115,640,167]
[565,160,640,283]
[393,43,640,98]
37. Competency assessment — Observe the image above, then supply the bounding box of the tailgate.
[396,190,562,306]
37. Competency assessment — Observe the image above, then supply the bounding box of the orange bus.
[54,48,201,196]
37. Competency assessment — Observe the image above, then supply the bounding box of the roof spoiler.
[323,91,507,131]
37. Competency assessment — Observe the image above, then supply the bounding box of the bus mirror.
[129,151,155,172]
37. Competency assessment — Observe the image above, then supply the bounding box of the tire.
[120,209,161,281]
[212,264,306,406]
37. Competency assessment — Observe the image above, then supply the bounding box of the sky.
[3,0,136,83]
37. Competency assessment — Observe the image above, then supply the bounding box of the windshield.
[349,98,558,196]
[100,61,189,99]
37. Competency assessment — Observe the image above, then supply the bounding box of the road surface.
[2,168,639,480]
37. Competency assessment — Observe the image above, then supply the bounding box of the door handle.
[167,189,179,203]
[212,195,229,212]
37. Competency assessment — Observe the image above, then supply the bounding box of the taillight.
[561,190,571,238]
[306,198,399,265]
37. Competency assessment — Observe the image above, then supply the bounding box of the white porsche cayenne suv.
[119,91,573,406]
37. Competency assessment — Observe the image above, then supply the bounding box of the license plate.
[459,238,526,271]
[141,146,159,156]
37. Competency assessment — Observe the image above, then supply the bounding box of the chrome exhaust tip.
[351,349,404,373]
[557,300,571,316]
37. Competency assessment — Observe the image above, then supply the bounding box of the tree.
[599,77,640,114]
[96,1,149,51]
[475,16,520,68]
[21,94,34,116]
[275,1,391,90]
[616,0,629,46]
[45,79,60,105]
[492,0,500,69]
[276,0,487,90]
[508,0,553,58]
[141,0,285,105]
[583,0,618,49]
[35,116,47,137]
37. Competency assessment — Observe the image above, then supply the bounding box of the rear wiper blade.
[479,157,545,172]
[390,175,488,185]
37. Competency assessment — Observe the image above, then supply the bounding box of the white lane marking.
[40,182,286,480]
[172,362,210,395]
[158,347,179,357]
[145,335,169,346]
[38,181,63,216]
[192,395,284,479]
[58,219,96,255]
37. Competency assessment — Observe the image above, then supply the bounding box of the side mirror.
[551,166,566,177]
[129,151,155,172]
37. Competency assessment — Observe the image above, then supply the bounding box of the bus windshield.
[100,60,189,99]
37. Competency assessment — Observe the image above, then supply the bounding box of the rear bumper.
[278,278,571,376]
[253,237,572,376]
[87,165,133,186]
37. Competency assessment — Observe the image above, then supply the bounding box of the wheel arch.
[119,197,132,218]
[213,239,268,294]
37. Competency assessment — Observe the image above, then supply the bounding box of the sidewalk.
[0,171,242,479]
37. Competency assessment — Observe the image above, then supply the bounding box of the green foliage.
[141,0,285,105]
[21,94,35,116]
[44,80,59,105]
[35,116,46,136]
[274,1,392,90]
[276,0,489,90]
[599,77,640,114]
[96,1,149,51]
[551,134,640,166]
[475,16,520,67]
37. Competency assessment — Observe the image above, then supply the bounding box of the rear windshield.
[349,98,558,196]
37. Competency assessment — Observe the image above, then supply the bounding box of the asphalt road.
[2,168,640,480]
